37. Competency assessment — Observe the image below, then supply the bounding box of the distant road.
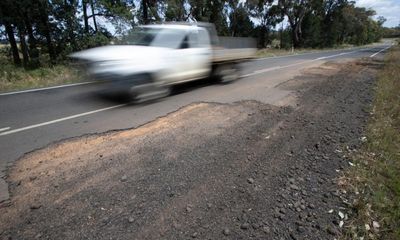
[0,43,392,171]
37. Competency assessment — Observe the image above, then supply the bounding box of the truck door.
[169,28,211,83]
[188,29,212,79]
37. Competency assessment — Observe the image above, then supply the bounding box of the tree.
[277,0,312,47]
[228,1,254,37]
[0,0,21,66]
[246,0,278,47]
[165,0,188,21]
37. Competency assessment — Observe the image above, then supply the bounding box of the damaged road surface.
[0,59,381,239]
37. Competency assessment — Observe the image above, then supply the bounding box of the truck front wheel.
[128,74,170,103]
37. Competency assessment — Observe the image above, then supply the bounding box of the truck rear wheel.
[212,63,240,84]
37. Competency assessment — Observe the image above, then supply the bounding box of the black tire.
[212,63,240,84]
[128,74,170,103]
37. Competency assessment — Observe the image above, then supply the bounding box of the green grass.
[256,43,358,58]
[0,44,83,93]
[0,64,83,93]
[256,39,394,58]
[341,45,400,239]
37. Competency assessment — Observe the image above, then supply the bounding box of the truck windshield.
[119,27,186,49]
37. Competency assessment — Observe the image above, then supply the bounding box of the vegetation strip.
[342,44,400,239]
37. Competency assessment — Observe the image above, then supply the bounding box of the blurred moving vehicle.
[70,22,256,101]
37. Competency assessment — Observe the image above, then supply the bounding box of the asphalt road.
[0,43,392,172]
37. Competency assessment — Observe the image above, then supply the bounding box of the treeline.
[0,0,389,69]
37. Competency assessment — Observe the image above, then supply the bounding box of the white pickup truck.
[71,22,256,101]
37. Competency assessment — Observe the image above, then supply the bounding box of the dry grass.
[0,64,83,93]
[341,45,400,239]
[0,45,83,93]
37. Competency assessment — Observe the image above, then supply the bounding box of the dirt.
[0,59,382,240]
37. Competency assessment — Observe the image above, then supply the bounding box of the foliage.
[0,0,391,70]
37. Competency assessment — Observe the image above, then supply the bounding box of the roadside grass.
[256,39,392,58]
[256,44,355,58]
[0,64,83,93]
[0,45,83,93]
[341,45,400,239]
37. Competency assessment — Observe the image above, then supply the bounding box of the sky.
[355,0,400,27]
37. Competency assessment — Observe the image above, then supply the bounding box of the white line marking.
[0,104,127,136]
[0,81,97,96]
[0,127,11,132]
[243,48,368,78]
[255,47,360,61]
[370,46,392,58]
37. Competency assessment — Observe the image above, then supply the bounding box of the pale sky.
[355,0,400,27]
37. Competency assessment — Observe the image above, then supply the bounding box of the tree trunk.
[17,26,30,68]
[142,0,149,24]
[38,1,56,64]
[4,22,21,66]
[65,0,77,50]
[90,0,98,32]
[83,0,89,32]
[290,22,301,48]
[24,18,40,68]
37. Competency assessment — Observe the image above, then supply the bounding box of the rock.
[262,226,271,233]
[186,204,193,213]
[338,211,345,219]
[339,221,344,228]
[29,176,37,181]
[128,217,134,223]
[120,175,127,182]
[191,232,198,238]
[327,226,339,235]
[365,224,370,231]
[295,221,303,226]
[279,208,286,214]
[168,192,175,197]
[297,226,305,233]
[101,217,110,224]
[0,179,10,204]
[30,204,42,210]
[222,228,230,236]
[290,184,300,190]
[372,221,380,229]
[240,223,250,230]
[247,178,254,184]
